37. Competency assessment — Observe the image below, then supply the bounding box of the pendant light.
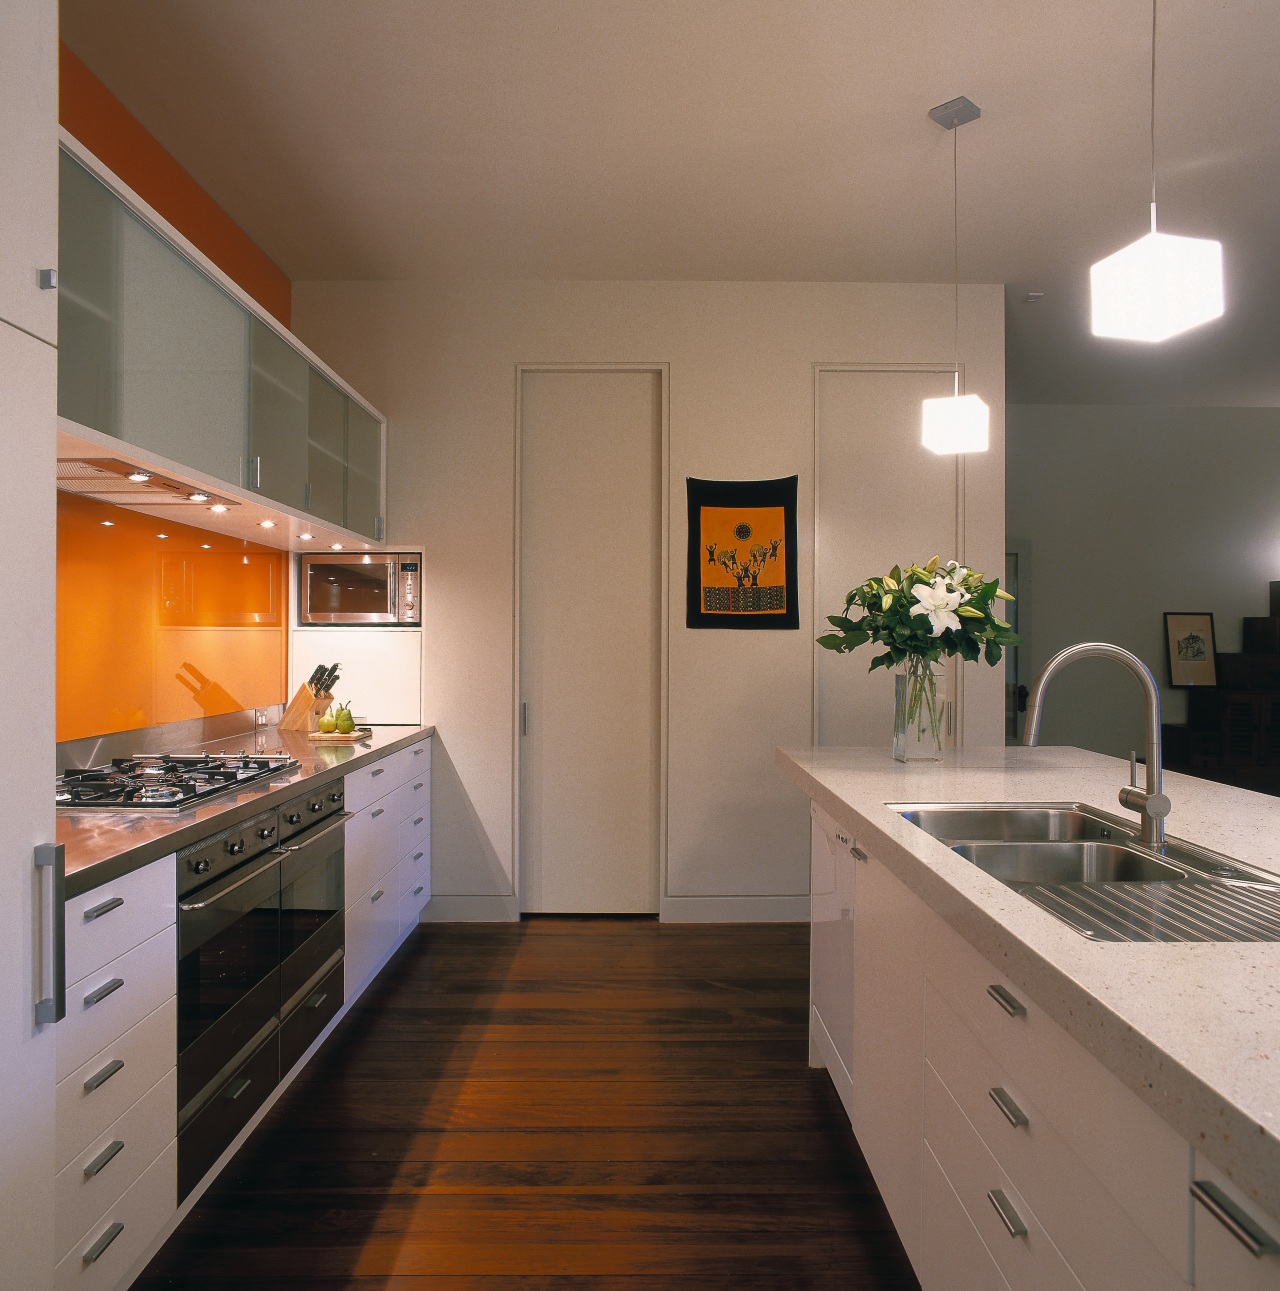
[923,96,989,455]
[1090,0,1223,342]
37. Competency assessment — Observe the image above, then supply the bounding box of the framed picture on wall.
[1164,612,1217,687]
[686,476,799,630]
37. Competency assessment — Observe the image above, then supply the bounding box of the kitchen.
[4,2,1280,1289]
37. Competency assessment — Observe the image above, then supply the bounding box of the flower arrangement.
[817,556,1020,758]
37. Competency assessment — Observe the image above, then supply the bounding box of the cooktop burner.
[56,752,298,811]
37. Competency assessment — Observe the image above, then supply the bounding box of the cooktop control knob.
[193,858,211,875]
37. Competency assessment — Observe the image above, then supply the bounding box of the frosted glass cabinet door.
[307,368,346,527]
[57,151,120,436]
[249,319,309,511]
[345,399,383,539]
[117,210,247,485]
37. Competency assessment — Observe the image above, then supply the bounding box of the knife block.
[278,684,334,733]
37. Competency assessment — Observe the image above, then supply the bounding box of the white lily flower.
[910,575,963,636]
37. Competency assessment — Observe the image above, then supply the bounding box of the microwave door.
[303,556,397,624]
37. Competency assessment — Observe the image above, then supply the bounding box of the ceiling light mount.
[927,96,981,130]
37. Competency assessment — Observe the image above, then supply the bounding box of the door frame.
[512,363,671,914]
[811,362,970,747]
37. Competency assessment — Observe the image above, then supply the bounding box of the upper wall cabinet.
[57,148,387,542]
[0,0,57,342]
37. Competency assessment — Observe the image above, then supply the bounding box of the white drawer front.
[390,771,429,830]
[925,917,1189,1274]
[925,983,1187,1291]
[56,1067,176,1259]
[345,799,400,907]
[66,856,176,987]
[397,799,430,860]
[924,1063,1083,1291]
[57,997,176,1172]
[1193,1155,1280,1291]
[921,1142,1013,1291]
[398,855,430,933]
[58,927,176,1082]
[399,843,430,897]
[344,755,398,814]
[56,1139,176,1291]
[345,860,400,996]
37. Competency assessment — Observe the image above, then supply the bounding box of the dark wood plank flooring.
[138,919,918,1289]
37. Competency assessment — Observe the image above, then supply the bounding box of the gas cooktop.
[56,752,298,811]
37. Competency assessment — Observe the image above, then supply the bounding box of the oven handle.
[179,854,281,912]
[274,813,350,855]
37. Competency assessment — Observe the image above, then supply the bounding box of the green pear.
[317,707,337,734]
[335,703,355,734]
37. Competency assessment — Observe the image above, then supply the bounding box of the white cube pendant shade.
[922,393,989,455]
[1090,227,1224,342]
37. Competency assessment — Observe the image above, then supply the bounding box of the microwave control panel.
[398,560,421,625]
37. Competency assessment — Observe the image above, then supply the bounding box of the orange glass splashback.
[57,493,288,742]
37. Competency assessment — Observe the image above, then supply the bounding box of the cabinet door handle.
[413,816,424,827]
[989,1087,1029,1129]
[413,782,424,791]
[84,977,124,1008]
[413,851,424,862]
[850,844,868,862]
[83,1139,125,1178]
[987,1189,1027,1238]
[371,889,385,903]
[83,895,124,922]
[84,1059,125,1093]
[35,843,65,1025]
[253,455,262,488]
[1192,1180,1280,1257]
[987,984,1026,1017]
[413,885,424,897]
[224,1077,252,1102]
[304,991,328,1010]
[371,808,384,819]
[371,767,385,777]
[413,747,425,756]
[83,1221,124,1265]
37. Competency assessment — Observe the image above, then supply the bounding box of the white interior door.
[519,369,661,913]
[815,368,960,746]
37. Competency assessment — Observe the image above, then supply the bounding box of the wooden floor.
[138,920,919,1289]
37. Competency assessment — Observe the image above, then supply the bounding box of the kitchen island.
[779,743,1280,1290]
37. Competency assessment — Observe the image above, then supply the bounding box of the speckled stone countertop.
[59,724,434,899]
[778,743,1280,1218]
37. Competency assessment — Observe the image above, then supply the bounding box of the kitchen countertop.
[60,723,434,898]
[778,743,1280,1217]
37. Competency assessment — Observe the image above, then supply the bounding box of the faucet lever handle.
[1129,750,1139,788]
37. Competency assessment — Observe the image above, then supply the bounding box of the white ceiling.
[60,0,1280,404]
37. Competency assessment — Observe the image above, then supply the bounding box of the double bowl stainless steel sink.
[893,804,1280,943]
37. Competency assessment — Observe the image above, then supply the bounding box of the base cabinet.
[1193,1156,1280,1290]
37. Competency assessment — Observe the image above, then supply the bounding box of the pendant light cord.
[1150,0,1158,230]
[953,115,960,395]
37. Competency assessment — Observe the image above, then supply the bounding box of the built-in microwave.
[298,551,421,625]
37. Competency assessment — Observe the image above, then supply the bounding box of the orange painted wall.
[59,44,291,328]
[57,494,288,742]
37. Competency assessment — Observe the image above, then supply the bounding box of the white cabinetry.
[344,736,431,996]
[808,802,855,1097]
[1193,1156,1280,1290]
[55,855,177,1290]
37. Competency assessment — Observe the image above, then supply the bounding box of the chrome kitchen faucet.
[1022,642,1172,848]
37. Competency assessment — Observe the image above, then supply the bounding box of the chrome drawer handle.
[413,885,424,897]
[371,767,385,777]
[305,991,328,1010]
[989,1087,1029,1129]
[1192,1180,1280,1257]
[987,1189,1027,1238]
[224,1077,252,1102]
[987,984,1026,1017]
[413,782,424,791]
[413,816,423,827]
[371,808,384,819]
[371,889,385,903]
[84,1059,124,1093]
[413,851,424,862]
[83,1139,124,1179]
[83,896,124,922]
[83,1221,124,1264]
[84,977,124,1008]
[413,747,425,755]
[850,844,868,861]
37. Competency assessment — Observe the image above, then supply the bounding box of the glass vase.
[892,658,943,762]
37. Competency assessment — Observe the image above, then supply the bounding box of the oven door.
[279,812,346,1010]
[300,553,398,624]
[177,852,281,1116]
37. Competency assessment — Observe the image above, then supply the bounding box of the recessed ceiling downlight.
[330,543,344,550]
[210,504,228,514]
[188,492,210,503]
[259,520,276,529]
[128,471,152,483]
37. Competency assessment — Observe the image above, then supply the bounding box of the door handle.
[521,702,528,736]
[35,843,65,1025]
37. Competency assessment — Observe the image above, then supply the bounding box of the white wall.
[1007,404,1280,757]
[293,279,1004,919]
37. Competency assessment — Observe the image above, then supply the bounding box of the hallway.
[138,919,918,1289]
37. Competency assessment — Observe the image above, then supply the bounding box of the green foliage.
[817,557,1021,673]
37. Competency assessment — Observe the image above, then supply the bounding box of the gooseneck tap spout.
[1022,642,1171,847]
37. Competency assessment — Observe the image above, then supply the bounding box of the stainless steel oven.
[176,783,346,1199]
[298,551,420,625]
